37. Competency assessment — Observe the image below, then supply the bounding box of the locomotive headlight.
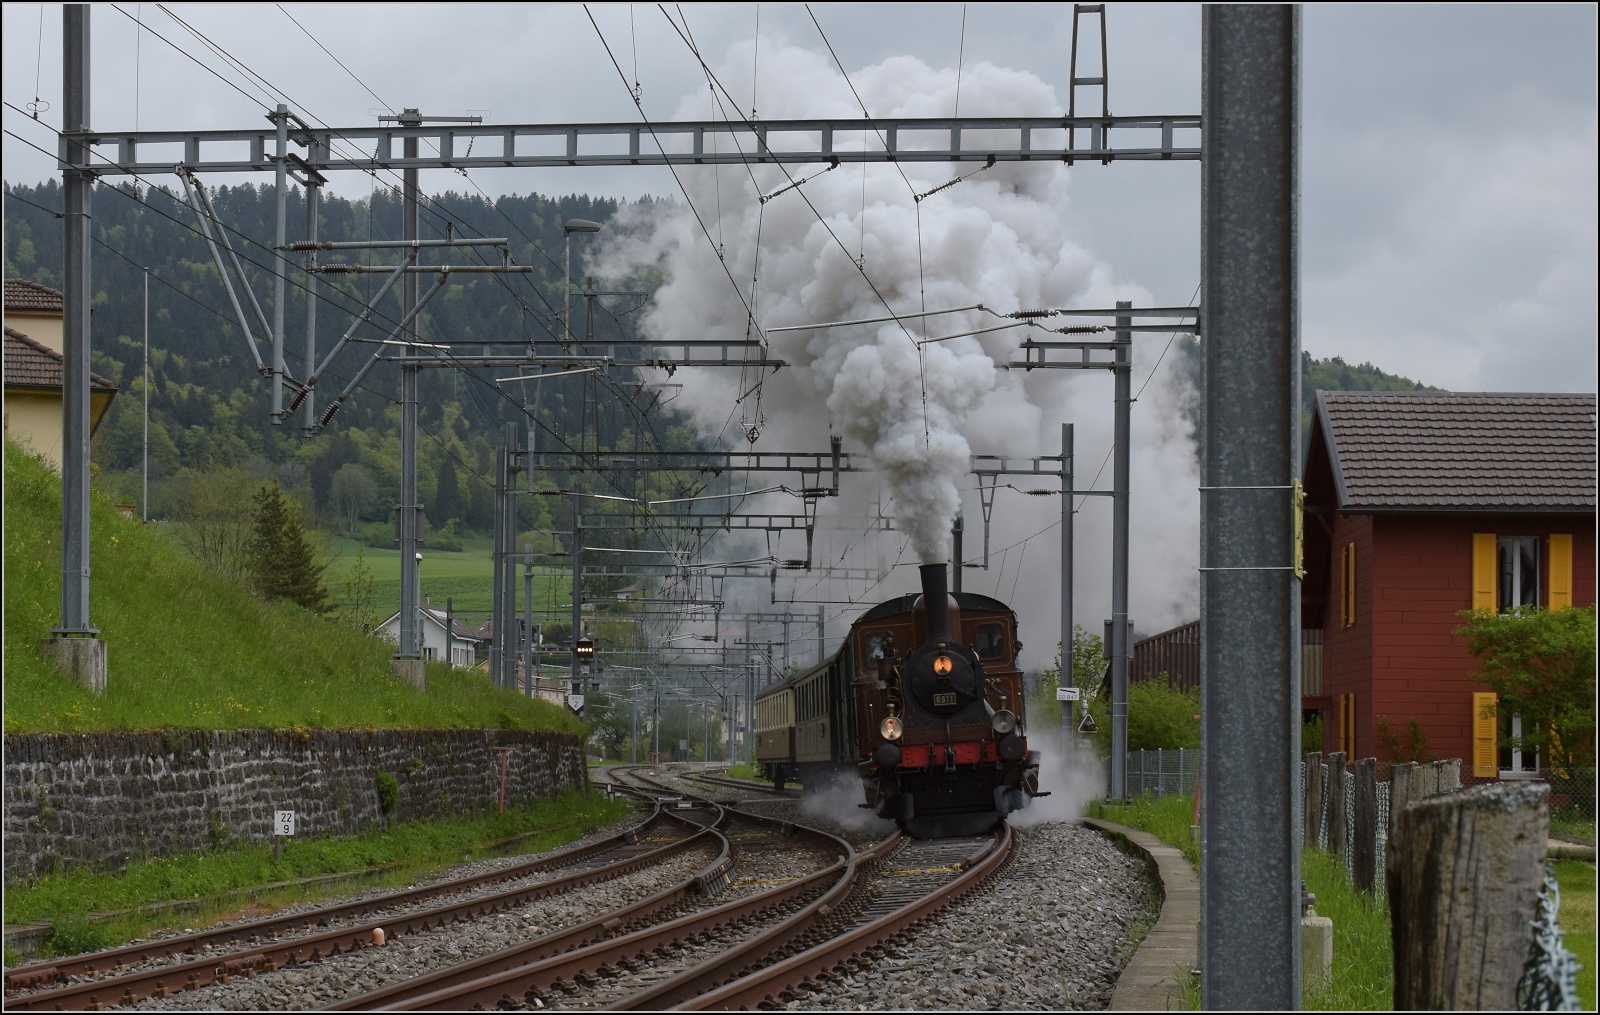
[990,709,1017,735]
[932,654,955,677]
[880,716,904,740]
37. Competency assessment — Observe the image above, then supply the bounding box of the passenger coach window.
[863,631,893,665]
[976,622,1007,660]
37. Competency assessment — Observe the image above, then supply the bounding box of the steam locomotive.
[753,562,1041,838]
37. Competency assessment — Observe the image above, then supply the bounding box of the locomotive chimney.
[920,562,951,644]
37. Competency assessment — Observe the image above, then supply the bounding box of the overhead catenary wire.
[10,35,727,615]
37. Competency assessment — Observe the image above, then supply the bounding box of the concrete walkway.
[1083,817,1200,1011]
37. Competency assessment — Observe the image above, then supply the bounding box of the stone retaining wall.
[3,728,587,879]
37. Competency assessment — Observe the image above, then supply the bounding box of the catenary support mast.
[1199,5,1302,1008]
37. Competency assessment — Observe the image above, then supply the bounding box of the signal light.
[575,637,595,659]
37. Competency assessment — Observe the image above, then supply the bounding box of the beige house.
[3,279,118,468]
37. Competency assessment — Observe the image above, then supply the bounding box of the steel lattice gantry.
[64,114,1200,177]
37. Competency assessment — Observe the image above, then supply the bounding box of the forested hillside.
[4,180,694,547]
[5,178,1436,529]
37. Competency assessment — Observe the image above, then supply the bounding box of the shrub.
[1457,605,1597,769]
[1127,680,1200,751]
[375,772,399,816]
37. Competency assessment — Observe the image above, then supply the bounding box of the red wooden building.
[1300,391,1596,777]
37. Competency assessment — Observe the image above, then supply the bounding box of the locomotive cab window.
[862,630,894,667]
[975,622,1008,660]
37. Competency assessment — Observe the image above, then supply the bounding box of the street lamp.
[563,218,602,347]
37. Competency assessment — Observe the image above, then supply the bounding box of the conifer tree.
[246,482,332,614]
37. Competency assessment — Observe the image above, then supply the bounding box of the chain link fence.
[1125,748,1202,799]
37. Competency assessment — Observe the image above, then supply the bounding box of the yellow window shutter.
[1548,534,1573,610]
[1471,534,1497,612]
[1342,543,1358,627]
[1472,692,1498,778]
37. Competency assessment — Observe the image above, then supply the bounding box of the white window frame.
[1497,536,1539,612]
[1499,712,1541,778]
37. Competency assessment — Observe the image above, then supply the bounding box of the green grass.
[1554,859,1596,1010]
[2,441,582,735]
[726,763,765,782]
[324,536,569,617]
[1087,794,1392,1010]
[1300,848,1394,1010]
[1087,792,1200,867]
[4,790,633,959]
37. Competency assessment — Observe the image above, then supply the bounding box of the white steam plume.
[594,40,1201,647]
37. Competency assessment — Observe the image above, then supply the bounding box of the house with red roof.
[1300,391,1596,778]
[3,279,119,469]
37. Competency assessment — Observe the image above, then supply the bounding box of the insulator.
[1008,309,1057,319]
[318,401,342,428]
[286,388,309,413]
[1054,324,1106,334]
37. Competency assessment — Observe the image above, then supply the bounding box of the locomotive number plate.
[932,692,958,707]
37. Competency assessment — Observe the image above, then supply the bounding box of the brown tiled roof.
[1318,391,1597,513]
[4,278,64,313]
[4,327,118,391]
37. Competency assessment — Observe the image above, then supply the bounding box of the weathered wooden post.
[1389,781,1550,1009]
[1305,751,1324,846]
[1353,756,1378,893]
[1389,761,1419,840]
[1327,751,1348,858]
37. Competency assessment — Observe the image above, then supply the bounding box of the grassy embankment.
[323,535,568,617]
[3,440,580,734]
[4,790,634,960]
[1087,794,1597,1011]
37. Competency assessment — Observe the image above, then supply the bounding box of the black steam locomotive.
[753,562,1041,837]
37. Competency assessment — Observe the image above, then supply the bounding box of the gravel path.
[134,846,719,1011]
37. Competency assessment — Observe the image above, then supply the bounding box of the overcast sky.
[3,2,1595,393]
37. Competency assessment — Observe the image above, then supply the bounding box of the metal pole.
[563,230,572,349]
[1200,5,1302,1008]
[271,103,288,419]
[142,267,149,524]
[523,544,534,695]
[490,443,506,687]
[502,423,521,690]
[396,113,421,662]
[571,491,584,710]
[1109,301,1132,800]
[816,606,825,665]
[952,515,964,594]
[302,167,319,433]
[745,618,755,765]
[58,3,94,638]
[631,692,638,764]
[1061,422,1074,755]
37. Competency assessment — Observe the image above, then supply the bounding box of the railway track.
[687,772,802,798]
[2,797,721,1012]
[10,767,1014,1012]
[318,767,1010,1011]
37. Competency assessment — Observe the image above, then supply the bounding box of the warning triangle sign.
[1077,710,1099,735]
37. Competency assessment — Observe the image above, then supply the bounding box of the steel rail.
[356,806,885,1011]
[2,803,658,993]
[688,772,803,797]
[327,803,849,1011]
[671,822,1014,1011]
[4,809,722,1012]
